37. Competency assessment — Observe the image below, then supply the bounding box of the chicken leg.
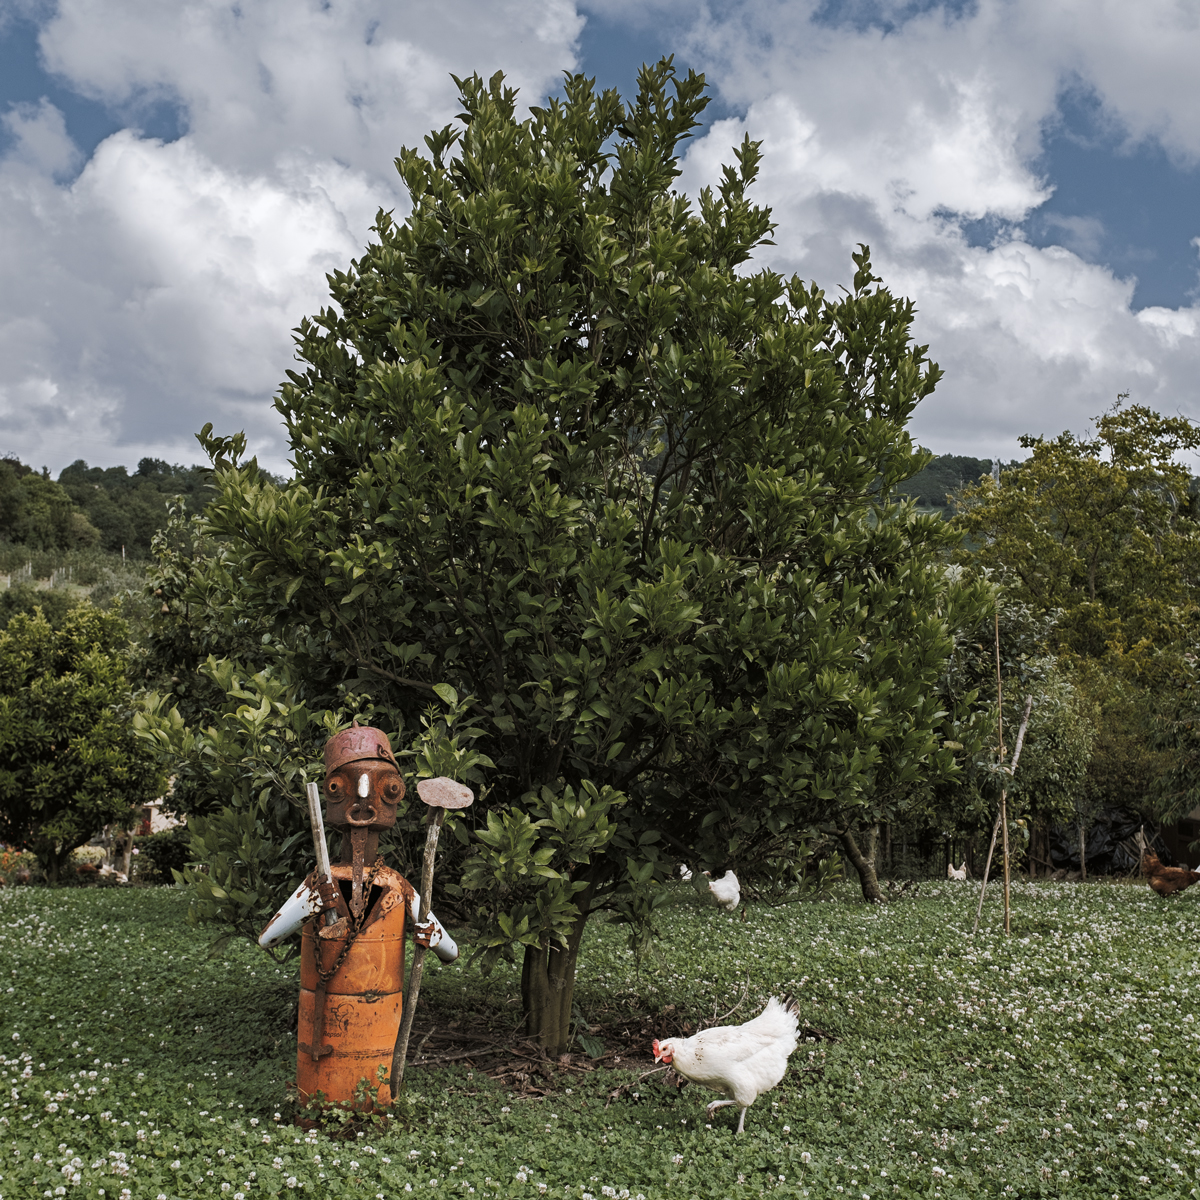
[705,1099,748,1133]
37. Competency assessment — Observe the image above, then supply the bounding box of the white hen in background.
[947,862,968,881]
[652,996,800,1133]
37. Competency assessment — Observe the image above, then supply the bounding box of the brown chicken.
[1142,851,1200,897]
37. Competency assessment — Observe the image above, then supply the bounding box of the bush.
[0,846,35,884]
[135,825,192,884]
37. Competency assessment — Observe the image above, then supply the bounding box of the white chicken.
[652,996,800,1133]
[678,865,741,910]
[706,869,740,911]
[947,862,968,881]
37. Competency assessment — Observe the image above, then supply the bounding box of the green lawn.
[1,878,1197,1199]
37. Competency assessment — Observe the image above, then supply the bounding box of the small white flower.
[671,1155,683,1165]
[801,1152,812,1164]
[783,1125,791,1133]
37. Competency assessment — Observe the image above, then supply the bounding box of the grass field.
[1,878,1197,1199]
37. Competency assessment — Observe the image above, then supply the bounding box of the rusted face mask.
[322,725,405,833]
[324,758,405,830]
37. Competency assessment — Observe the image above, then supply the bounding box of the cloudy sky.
[2,0,1200,476]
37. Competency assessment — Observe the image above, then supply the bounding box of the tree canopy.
[0,604,164,881]
[952,402,1200,829]
[142,62,988,1051]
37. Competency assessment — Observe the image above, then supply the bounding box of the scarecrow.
[258,725,472,1108]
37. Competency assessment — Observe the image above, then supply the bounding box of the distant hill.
[895,454,995,508]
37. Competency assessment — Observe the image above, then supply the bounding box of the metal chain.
[316,857,385,987]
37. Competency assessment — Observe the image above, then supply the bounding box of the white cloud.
[0,0,583,472]
[667,0,1200,457]
[7,0,1200,474]
[38,0,583,178]
[1,98,81,178]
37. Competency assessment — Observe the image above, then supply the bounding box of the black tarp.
[1049,807,1172,874]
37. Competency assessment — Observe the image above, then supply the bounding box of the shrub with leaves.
[0,604,163,882]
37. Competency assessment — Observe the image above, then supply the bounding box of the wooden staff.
[390,777,473,1099]
[972,693,1033,936]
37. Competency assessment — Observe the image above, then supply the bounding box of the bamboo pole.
[971,813,1002,936]
[994,613,1010,934]
[973,691,1034,936]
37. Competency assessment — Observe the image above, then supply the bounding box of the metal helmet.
[323,725,398,775]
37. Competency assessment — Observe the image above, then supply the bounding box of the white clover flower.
[931,1167,946,1177]
[286,1176,298,1188]
[671,1155,683,1165]
[801,1152,812,1164]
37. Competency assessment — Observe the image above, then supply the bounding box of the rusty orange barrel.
[296,894,408,1109]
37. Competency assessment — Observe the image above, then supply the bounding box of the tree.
[952,402,1200,822]
[953,403,1200,658]
[0,460,100,551]
[0,605,164,882]
[143,62,985,1052]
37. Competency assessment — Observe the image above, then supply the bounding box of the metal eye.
[383,779,402,802]
[326,778,342,795]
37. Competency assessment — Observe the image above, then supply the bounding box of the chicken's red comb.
[652,1038,660,1057]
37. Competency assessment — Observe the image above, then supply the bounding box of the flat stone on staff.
[416,777,474,809]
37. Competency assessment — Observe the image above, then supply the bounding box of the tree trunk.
[36,840,71,885]
[839,827,883,903]
[520,884,595,1054]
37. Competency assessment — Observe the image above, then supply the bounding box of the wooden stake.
[971,813,1002,936]
[973,693,1033,936]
